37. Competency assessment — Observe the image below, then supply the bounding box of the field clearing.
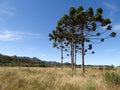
[0,67,120,90]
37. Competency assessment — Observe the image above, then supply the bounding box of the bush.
[105,65,115,70]
[104,71,120,87]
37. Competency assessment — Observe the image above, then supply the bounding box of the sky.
[0,0,120,66]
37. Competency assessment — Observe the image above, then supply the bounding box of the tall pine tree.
[49,6,116,73]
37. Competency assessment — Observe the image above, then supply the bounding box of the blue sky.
[0,0,120,66]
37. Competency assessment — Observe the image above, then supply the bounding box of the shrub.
[104,71,120,87]
[105,65,115,70]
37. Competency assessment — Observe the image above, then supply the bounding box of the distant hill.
[0,54,61,67]
[0,54,117,69]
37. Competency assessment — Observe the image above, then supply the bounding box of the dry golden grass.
[0,67,120,90]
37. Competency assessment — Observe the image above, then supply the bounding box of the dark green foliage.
[107,25,112,30]
[105,64,115,70]
[69,7,76,15]
[104,72,120,87]
[0,54,47,67]
[101,38,104,42]
[97,8,103,14]
[92,51,95,54]
[110,32,116,37]
[101,18,111,26]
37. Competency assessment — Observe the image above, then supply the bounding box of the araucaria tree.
[49,6,116,73]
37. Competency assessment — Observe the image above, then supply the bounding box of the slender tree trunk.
[74,44,76,70]
[71,42,72,70]
[71,38,74,71]
[61,42,63,70]
[81,24,85,73]
[81,41,85,73]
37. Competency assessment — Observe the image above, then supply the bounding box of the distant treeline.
[0,54,71,67]
[0,54,48,67]
[0,54,118,69]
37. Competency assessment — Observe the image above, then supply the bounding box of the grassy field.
[0,67,120,90]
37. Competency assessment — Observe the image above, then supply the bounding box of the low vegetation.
[104,71,120,87]
[0,67,120,90]
[0,54,46,67]
[0,54,61,67]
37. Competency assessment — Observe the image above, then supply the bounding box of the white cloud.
[0,30,21,41]
[0,30,42,41]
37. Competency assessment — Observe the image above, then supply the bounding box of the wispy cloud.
[104,2,117,11]
[103,2,118,15]
[0,1,15,20]
[0,30,42,41]
[106,48,120,57]
[27,47,37,51]
[106,48,118,53]
[113,24,120,31]
[42,54,47,57]
[41,54,47,59]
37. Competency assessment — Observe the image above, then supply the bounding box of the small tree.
[49,28,65,69]
[49,6,116,73]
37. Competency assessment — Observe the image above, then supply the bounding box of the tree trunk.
[71,38,74,71]
[74,44,76,70]
[81,41,85,73]
[61,42,63,70]
[81,24,85,73]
